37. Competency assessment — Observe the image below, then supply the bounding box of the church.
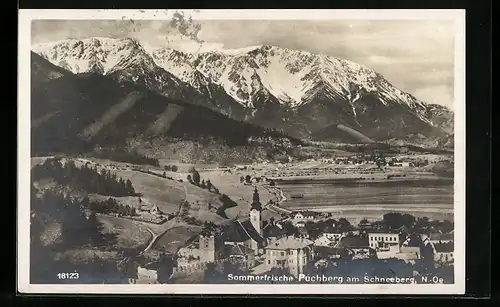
[199,187,268,263]
[222,187,267,255]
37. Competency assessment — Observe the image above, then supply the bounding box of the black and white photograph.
[18,9,466,295]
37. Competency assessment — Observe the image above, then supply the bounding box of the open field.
[98,214,153,249]
[152,225,201,254]
[277,180,453,206]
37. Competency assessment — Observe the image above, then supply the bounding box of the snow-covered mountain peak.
[151,47,210,87]
[33,37,152,75]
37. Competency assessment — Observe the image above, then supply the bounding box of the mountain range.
[32,37,454,147]
[30,51,302,163]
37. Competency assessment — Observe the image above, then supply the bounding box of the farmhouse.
[314,235,337,247]
[150,204,161,215]
[433,242,454,264]
[422,232,454,245]
[337,235,373,259]
[263,222,287,242]
[322,225,343,241]
[225,243,256,269]
[292,211,317,224]
[314,246,346,260]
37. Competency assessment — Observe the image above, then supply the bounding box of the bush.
[192,170,201,185]
[164,164,178,172]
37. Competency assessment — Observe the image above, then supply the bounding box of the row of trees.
[187,168,220,194]
[92,149,160,167]
[32,158,136,197]
[239,174,276,186]
[381,212,454,234]
[87,197,138,217]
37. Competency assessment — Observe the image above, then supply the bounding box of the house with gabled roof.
[433,241,454,264]
[222,220,267,255]
[338,235,373,259]
[224,243,256,270]
[263,222,287,242]
[265,236,314,278]
[422,232,454,245]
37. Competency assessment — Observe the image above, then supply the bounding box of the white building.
[368,233,400,253]
[265,236,314,278]
[314,235,337,247]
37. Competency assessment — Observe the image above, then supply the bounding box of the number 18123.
[57,272,80,280]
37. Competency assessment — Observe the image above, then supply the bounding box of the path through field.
[140,184,189,254]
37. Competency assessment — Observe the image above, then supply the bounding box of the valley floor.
[29,154,455,274]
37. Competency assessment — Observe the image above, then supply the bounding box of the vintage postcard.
[18,9,466,295]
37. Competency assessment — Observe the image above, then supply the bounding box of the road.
[176,185,189,221]
[264,185,292,215]
[140,184,189,254]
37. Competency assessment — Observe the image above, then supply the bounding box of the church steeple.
[251,187,262,211]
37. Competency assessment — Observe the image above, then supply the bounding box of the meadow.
[278,179,454,222]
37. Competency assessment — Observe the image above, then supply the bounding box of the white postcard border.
[18,9,466,295]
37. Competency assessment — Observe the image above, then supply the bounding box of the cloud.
[31,19,456,108]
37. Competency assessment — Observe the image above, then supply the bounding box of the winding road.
[264,185,292,215]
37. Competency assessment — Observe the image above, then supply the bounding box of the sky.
[32,19,456,109]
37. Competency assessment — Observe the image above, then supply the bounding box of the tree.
[401,214,416,228]
[138,197,142,204]
[282,221,298,237]
[157,254,175,284]
[437,219,454,234]
[206,180,212,191]
[171,165,178,172]
[125,179,135,195]
[415,216,430,231]
[87,211,104,246]
[203,262,222,283]
[360,218,369,225]
[245,175,252,184]
[187,174,192,183]
[337,218,352,233]
[130,207,137,216]
[305,221,321,239]
[192,170,201,185]
[240,176,245,183]
[61,200,89,247]
[200,180,206,189]
[383,212,404,230]
[208,202,212,210]
[163,171,166,178]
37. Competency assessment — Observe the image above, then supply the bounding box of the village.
[132,186,455,284]
[30,155,454,285]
